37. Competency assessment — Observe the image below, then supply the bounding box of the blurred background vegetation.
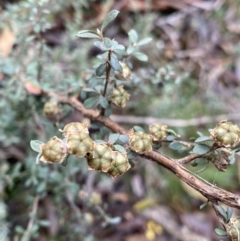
[1,0,240,240]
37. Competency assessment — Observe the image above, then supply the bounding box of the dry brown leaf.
[0,28,16,57]
[24,81,42,95]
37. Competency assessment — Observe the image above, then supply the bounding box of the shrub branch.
[48,92,240,209]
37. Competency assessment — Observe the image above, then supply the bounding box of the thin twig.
[100,50,112,116]
[22,195,39,240]
[110,113,240,127]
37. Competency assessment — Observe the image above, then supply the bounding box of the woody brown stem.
[48,93,240,209]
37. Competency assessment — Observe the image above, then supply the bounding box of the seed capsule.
[40,136,67,163]
[129,131,152,153]
[228,218,240,241]
[61,122,89,137]
[211,121,240,147]
[149,123,168,141]
[86,144,113,172]
[67,132,94,157]
[109,86,130,108]
[107,151,131,178]
[115,62,131,80]
[43,101,58,118]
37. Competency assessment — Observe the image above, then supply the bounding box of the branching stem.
[100,50,112,116]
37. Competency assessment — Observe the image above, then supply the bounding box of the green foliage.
[1,1,240,240]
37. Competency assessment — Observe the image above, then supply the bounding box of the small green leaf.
[82,88,98,93]
[215,205,228,223]
[191,158,206,167]
[165,135,175,141]
[199,202,208,209]
[197,131,204,137]
[77,30,101,39]
[99,95,109,108]
[127,150,137,159]
[119,135,129,144]
[192,144,210,155]
[195,136,213,143]
[227,207,233,221]
[214,228,227,236]
[137,37,152,46]
[101,10,119,32]
[83,96,99,109]
[109,133,120,144]
[96,63,106,77]
[110,56,123,73]
[169,141,189,152]
[128,29,138,43]
[133,126,145,132]
[114,144,126,153]
[38,220,50,227]
[127,46,135,55]
[99,38,112,50]
[133,52,148,61]
[167,129,178,136]
[229,154,236,164]
[30,140,44,153]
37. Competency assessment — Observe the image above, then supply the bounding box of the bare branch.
[110,113,240,127]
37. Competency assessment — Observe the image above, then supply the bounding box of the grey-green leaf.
[99,95,109,108]
[114,144,126,153]
[192,144,210,155]
[133,52,148,61]
[214,228,227,236]
[195,136,213,143]
[128,29,138,43]
[96,63,106,77]
[30,140,44,153]
[110,56,123,73]
[101,10,119,32]
[83,96,99,109]
[227,207,233,221]
[137,37,152,46]
[169,141,188,152]
[109,133,120,144]
[215,205,228,223]
[119,135,129,144]
[133,126,145,132]
[229,154,236,164]
[77,30,101,39]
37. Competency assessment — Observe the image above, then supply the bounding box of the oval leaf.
[133,126,145,132]
[195,136,213,143]
[99,95,109,108]
[77,30,100,39]
[101,10,119,32]
[83,96,99,109]
[30,140,44,153]
[133,52,148,61]
[119,135,129,144]
[109,133,120,144]
[128,29,138,43]
[192,144,210,155]
[96,63,106,77]
[114,144,126,153]
[214,228,227,236]
[137,37,152,46]
[110,56,123,73]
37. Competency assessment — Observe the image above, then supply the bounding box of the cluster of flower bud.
[43,101,59,118]
[210,120,240,147]
[109,85,130,108]
[128,123,168,153]
[39,122,131,178]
